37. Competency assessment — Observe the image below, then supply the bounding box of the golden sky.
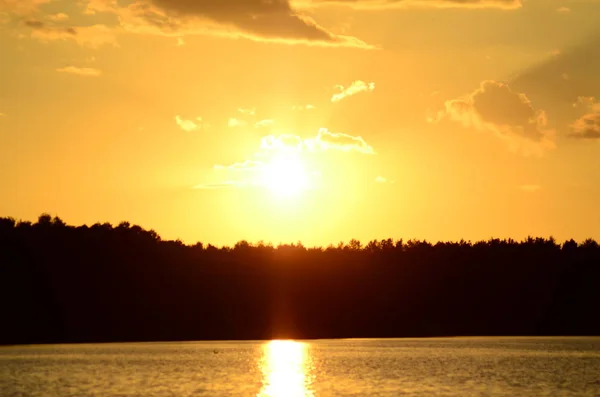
[1,0,599,246]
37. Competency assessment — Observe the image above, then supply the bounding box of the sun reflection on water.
[257,340,314,397]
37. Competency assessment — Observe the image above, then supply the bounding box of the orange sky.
[1,0,599,246]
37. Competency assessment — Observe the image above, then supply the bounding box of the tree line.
[1,214,599,344]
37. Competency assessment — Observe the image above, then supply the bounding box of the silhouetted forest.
[1,214,599,345]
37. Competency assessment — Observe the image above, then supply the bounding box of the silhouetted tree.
[0,214,598,345]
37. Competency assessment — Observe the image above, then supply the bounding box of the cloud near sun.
[331,80,375,102]
[195,128,375,190]
[175,115,203,132]
[256,128,375,155]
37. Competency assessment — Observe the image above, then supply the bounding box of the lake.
[1,337,599,396]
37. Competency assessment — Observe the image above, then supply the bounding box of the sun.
[261,153,309,198]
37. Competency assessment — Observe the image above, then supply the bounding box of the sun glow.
[261,153,309,198]
[258,340,314,397]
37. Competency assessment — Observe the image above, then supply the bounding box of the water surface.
[1,337,599,396]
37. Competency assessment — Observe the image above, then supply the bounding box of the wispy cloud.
[260,134,305,152]
[25,20,118,48]
[47,12,69,21]
[569,97,600,140]
[573,96,596,109]
[56,66,102,76]
[255,119,275,128]
[307,128,375,154]
[83,0,119,15]
[196,127,376,190]
[258,128,375,154]
[175,115,202,132]
[228,118,248,128]
[331,80,375,102]
[292,104,316,111]
[556,6,571,13]
[238,107,256,116]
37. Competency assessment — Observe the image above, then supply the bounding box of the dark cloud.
[119,0,372,47]
[436,80,555,155]
[23,19,116,47]
[470,81,544,141]
[24,20,45,28]
[24,19,77,35]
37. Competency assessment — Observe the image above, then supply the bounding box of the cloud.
[307,128,376,154]
[331,80,375,102]
[108,0,373,48]
[573,96,596,109]
[207,160,267,190]
[434,80,555,155]
[255,119,275,128]
[292,104,316,110]
[569,98,600,140]
[520,184,541,193]
[25,20,118,48]
[238,107,256,116]
[298,0,522,10]
[56,66,102,76]
[570,113,600,139]
[83,0,119,15]
[556,6,571,13]
[228,118,248,128]
[0,0,52,15]
[197,127,375,190]
[175,115,202,132]
[260,134,305,152]
[375,176,388,183]
[47,12,68,21]
[259,129,375,154]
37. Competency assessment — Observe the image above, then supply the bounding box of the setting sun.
[261,153,309,198]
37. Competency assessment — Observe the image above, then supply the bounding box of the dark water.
[1,337,599,396]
